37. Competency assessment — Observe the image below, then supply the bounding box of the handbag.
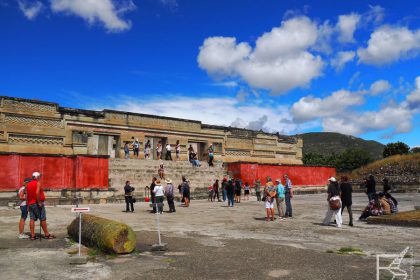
[132,198,136,203]
[329,196,341,210]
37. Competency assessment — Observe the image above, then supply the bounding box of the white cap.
[328,177,336,182]
[32,172,41,178]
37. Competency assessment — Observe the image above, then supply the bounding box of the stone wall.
[0,96,302,165]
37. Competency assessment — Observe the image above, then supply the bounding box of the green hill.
[297,132,384,160]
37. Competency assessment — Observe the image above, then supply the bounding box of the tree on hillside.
[383,142,410,158]
[411,147,420,154]
[335,148,373,172]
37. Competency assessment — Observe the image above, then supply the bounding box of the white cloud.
[50,0,136,32]
[369,79,391,95]
[337,13,361,43]
[198,17,323,94]
[357,25,420,66]
[364,5,385,24]
[406,76,420,110]
[290,89,364,123]
[331,50,355,70]
[17,0,43,20]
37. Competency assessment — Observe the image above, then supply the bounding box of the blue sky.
[1,0,419,147]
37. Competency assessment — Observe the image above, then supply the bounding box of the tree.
[335,148,374,172]
[410,147,420,154]
[383,142,410,158]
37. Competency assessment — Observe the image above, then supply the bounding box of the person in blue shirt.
[275,179,285,219]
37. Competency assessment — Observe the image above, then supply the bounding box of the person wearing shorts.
[244,182,250,201]
[18,178,32,239]
[26,172,55,240]
[264,182,277,221]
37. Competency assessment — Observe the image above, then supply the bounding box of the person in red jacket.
[26,172,55,240]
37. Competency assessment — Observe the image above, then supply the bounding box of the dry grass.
[367,210,420,227]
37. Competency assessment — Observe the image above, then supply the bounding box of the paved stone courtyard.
[0,193,419,280]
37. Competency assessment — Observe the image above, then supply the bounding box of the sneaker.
[18,233,29,239]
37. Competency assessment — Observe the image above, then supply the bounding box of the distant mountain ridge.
[297,132,384,160]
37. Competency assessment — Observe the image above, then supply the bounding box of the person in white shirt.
[153,179,165,214]
[165,143,172,161]
[175,140,181,160]
[18,178,31,239]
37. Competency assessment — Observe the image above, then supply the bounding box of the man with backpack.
[275,179,285,220]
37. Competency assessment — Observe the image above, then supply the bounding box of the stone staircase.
[109,159,227,200]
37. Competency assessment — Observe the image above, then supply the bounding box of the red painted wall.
[228,163,336,187]
[0,154,108,191]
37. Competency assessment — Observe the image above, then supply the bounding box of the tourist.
[181,177,190,207]
[165,179,176,213]
[192,153,201,167]
[322,177,342,228]
[284,174,293,218]
[366,175,376,201]
[255,180,262,202]
[144,140,151,159]
[213,179,220,202]
[188,145,194,162]
[124,181,135,213]
[18,178,31,239]
[264,181,277,221]
[158,161,165,179]
[208,144,214,167]
[165,143,172,161]
[226,179,235,207]
[359,193,383,220]
[275,179,285,219]
[124,142,130,159]
[378,192,391,215]
[26,172,55,240]
[156,141,163,160]
[153,179,164,214]
[175,140,181,160]
[340,176,353,226]
[221,178,228,202]
[150,177,157,213]
[244,182,250,201]
[234,178,242,203]
[208,184,214,201]
[382,177,391,193]
[132,138,140,158]
[385,192,398,213]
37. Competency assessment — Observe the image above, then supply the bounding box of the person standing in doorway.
[165,143,173,161]
[132,138,140,158]
[124,142,130,159]
[175,140,181,161]
[284,174,293,218]
[27,172,55,240]
[18,178,31,239]
[153,179,164,214]
[188,145,194,162]
[156,141,163,160]
[255,180,262,201]
[144,140,151,159]
[208,144,214,167]
[124,181,135,213]
[340,176,353,226]
[165,179,176,213]
[275,179,285,219]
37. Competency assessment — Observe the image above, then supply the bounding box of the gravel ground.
[0,193,419,280]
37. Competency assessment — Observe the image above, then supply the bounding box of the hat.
[328,177,336,182]
[32,172,41,178]
[275,179,281,182]
[166,179,172,184]
[155,179,161,184]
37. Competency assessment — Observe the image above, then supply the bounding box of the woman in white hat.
[322,177,342,228]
